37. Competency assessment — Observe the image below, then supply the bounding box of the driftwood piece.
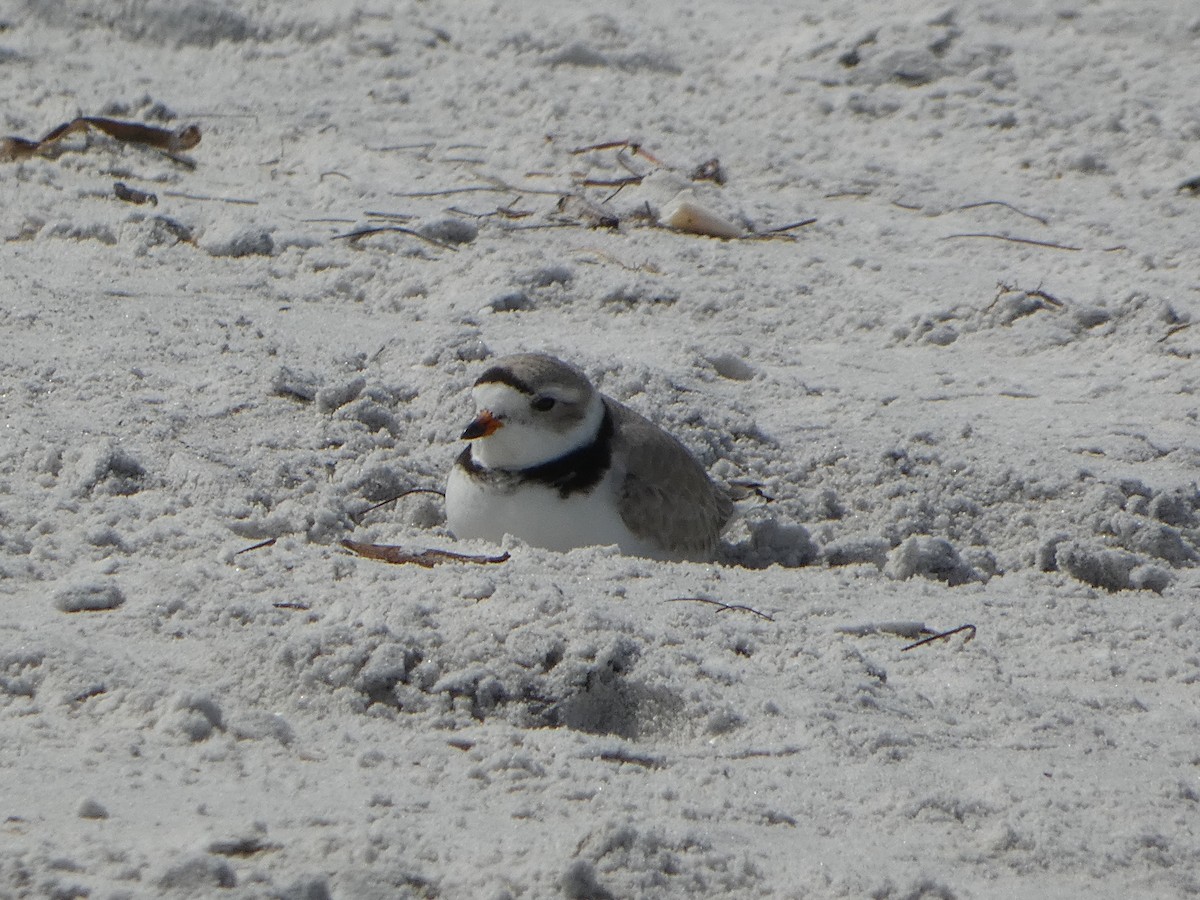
[1,116,201,163]
[341,540,510,568]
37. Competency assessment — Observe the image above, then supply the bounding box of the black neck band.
[460,406,614,498]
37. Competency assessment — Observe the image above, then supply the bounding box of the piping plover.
[445,353,733,561]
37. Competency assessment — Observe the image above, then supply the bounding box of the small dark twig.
[602,182,631,204]
[447,204,535,220]
[495,203,536,219]
[1027,287,1064,308]
[942,233,1081,251]
[394,186,505,198]
[235,538,277,555]
[572,246,662,273]
[666,597,775,622]
[570,140,662,165]
[395,183,566,199]
[614,151,646,178]
[989,281,1064,314]
[70,685,109,704]
[597,749,664,769]
[353,487,446,523]
[504,221,589,232]
[580,175,645,189]
[363,210,417,222]
[163,190,258,206]
[751,217,818,237]
[986,282,1013,313]
[333,225,459,251]
[1157,322,1193,343]
[553,194,620,229]
[571,139,636,154]
[901,623,976,651]
[955,200,1050,226]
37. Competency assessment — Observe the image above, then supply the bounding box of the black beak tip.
[460,411,500,440]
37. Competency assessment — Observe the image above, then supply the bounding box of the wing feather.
[606,398,733,559]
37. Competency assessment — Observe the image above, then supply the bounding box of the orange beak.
[461,410,502,440]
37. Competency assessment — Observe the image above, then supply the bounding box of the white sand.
[2,1,1198,897]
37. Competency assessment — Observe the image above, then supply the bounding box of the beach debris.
[235,538,278,556]
[595,748,665,769]
[1177,174,1200,194]
[340,137,812,245]
[954,199,1049,225]
[353,487,447,525]
[901,623,976,651]
[341,540,510,568]
[1,116,201,163]
[1157,322,1192,344]
[334,224,460,251]
[113,181,158,205]
[660,192,745,239]
[570,138,662,166]
[942,232,1082,252]
[665,596,775,622]
[145,215,196,245]
[554,193,621,229]
[749,218,818,238]
[988,281,1065,317]
[689,157,726,184]
[837,620,976,650]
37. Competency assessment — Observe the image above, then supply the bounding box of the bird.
[445,353,733,561]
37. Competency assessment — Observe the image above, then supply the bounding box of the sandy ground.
[2,1,1199,897]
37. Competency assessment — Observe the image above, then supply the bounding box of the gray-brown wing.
[606,398,733,560]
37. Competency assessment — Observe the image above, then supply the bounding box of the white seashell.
[661,193,744,239]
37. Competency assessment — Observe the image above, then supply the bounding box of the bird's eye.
[531,396,556,412]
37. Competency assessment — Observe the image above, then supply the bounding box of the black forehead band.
[475,366,534,395]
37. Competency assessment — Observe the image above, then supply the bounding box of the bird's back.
[605,397,733,561]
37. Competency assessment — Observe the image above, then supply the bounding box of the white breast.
[445,463,661,557]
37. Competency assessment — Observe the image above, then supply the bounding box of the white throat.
[471,386,605,470]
